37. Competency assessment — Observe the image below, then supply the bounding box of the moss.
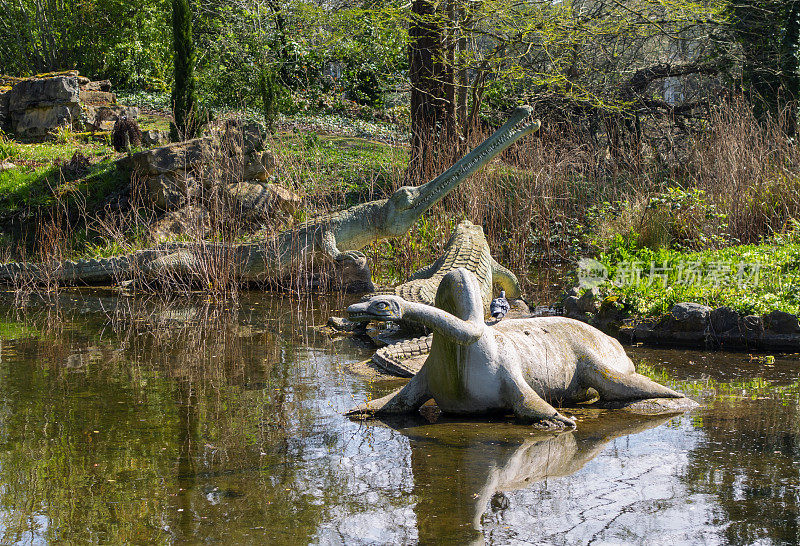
[33,70,79,78]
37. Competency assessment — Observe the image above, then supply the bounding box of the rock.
[0,162,15,172]
[565,286,580,298]
[146,205,210,243]
[81,79,112,92]
[221,120,264,154]
[79,89,116,106]
[508,299,531,317]
[595,396,700,414]
[742,315,764,340]
[562,295,591,322]
[226,181,303,216]
[595,297,626,330]
[577,287,601,314]
[762,310,800,334]
[562,295,580,316]
[142,129,169,148]
[6,75,83,139]
[710,306,740,334]
[129,137,216,176]
[15,104,80,139]
[7,75,80,112]
[664,302,711,332]
[4,74,137,140]
[0,89,8,129]
[82,104,138,131]
[145,172,199,210]
[335,253,375,293]
[242,150,276,181]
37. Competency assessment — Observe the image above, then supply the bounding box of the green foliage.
[588,187,735,253]
[0,0,171,87]
[590,238,800,316]
[0,159,125,216]
[729,0,800,119]
[277,133,407,197]
[51,125,74,145]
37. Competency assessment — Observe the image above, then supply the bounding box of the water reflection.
[379,412,675,544]
[0,293,796,543]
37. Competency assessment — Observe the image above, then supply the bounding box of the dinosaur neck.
[403,302,484,346]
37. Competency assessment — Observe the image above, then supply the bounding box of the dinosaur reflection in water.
[382,410,678,544]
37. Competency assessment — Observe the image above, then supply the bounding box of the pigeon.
[490,290,510,320]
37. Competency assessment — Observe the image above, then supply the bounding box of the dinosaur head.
[382,106,540,236]
[347,296,406,322]
[435,268,485,323]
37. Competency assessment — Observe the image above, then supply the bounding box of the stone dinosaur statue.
[346,268,690,428]
[367,219,522,376]
[0,107,540,291]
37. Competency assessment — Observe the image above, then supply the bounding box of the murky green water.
[0,291,798,544]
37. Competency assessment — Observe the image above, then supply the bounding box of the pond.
[0,290,797,544]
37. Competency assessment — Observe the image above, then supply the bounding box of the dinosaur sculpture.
[346,268,688,428]
[366,220,522,376]
[0,107,540,291]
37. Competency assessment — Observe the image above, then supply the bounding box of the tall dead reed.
[689,99,800,243]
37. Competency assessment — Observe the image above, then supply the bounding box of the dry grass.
[2,98,799,302]
[442,98,800,269]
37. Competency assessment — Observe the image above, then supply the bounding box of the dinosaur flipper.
[502,368,575,428]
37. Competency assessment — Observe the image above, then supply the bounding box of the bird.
[490,290,510,320]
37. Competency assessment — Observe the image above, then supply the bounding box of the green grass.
[276,133,407,199]
[0,159,126,215]
[4,138,116,166]
[138,113,171,132]
[585,235,800,316]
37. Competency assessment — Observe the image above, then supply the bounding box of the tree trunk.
[171,0,201,140]
[408,0,455,181]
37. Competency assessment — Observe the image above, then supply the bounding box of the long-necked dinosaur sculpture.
[346,268,690,428]
[367,220,522,376]
[0,107,540,290]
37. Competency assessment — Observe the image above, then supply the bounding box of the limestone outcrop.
[0,71,138,139]
[121,124,294,214]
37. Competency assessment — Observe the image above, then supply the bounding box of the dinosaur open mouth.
[348,312,375,322]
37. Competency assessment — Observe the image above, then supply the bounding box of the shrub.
[112,116,143,153]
